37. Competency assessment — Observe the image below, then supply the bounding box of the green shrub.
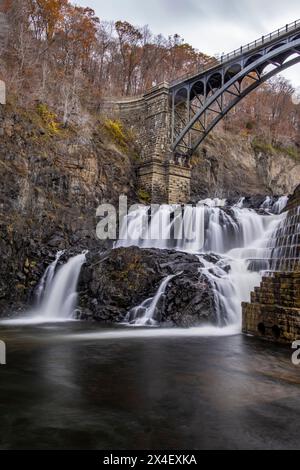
[137,189,151,204]
[252,137,300,161]
[104,119,128,148]
[283,146,300,161]
[251,138,276,154]
[36,103,60,135]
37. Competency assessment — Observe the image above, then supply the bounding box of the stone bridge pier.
[107,83,191,204]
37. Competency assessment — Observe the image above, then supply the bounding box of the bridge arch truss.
[170,20,300,158]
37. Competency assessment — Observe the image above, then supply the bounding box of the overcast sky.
[75,0,300,89]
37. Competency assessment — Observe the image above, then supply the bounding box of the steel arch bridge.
[170,19,300,158]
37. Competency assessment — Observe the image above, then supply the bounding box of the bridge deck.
[170,18,300,90]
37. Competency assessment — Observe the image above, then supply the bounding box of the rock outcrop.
[191,132,300,199]
[0,103,137,315]
[78,247,218,327]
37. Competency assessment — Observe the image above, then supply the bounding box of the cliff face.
[0,102,298,316]
[190,132,300,199]
[0,103,137,314]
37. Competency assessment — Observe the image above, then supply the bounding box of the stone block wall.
[103,83,192,204]
[265,205,300,272]
[167,163,192,204]
[242,273,300,343]
[251,273,300,308]
[137,160,192,204]
[138,160,168,204]
[242,187,300,343]
[110,83,171,164]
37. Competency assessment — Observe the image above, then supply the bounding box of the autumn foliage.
[0,0,299,145]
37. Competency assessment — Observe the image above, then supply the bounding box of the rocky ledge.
[78,247,227,327]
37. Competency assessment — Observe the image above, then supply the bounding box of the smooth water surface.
[0,323,299,450]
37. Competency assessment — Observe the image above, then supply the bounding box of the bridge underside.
[171,33,300,157]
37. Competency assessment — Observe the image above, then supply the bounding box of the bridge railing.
[170,18,300,88]
[220,19,300,64]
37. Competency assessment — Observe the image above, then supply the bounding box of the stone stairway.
[242,185,300,343]
[266,205,300,272]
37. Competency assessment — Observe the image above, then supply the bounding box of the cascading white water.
[234,197,245,209]
[124,274,176,326]
[264,205,299,272]
[260,195,289,214]
[39,252,87,320]
[116,204,206,252]
[117,198,288,327]
[35,250,64,304]
[273,196,289,214]
[1,252,87,325]
[261,196,272,211]
[200,198,226,207]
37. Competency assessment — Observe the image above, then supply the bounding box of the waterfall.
[200,198,226,207]
[124,274,176,326]
[266,206,299,272]
[117,199,285,327]
[198,256,261,327]
[234,197,245,208]
[117,202,280,254]
[39,252,87,320]
[260,195,289,214]
[261,196,272,211]
[272,196,289,214]
[116,204,205,251]
[35,251,64,304]
[1,252,87,325]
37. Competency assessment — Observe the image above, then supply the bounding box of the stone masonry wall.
[103,83,192,204]
[167,164,191,204]
[108,82,171,164]
[242,273,300,343]
[138,161,167,203]
[242,186,300,343]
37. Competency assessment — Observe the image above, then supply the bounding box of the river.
[1,196,297,450]
[0,322,299,450]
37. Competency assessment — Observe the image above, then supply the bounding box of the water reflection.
[0,324,299,450]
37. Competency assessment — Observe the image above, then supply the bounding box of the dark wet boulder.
[78,247,219,327]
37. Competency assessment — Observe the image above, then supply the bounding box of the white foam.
[66,325,240,341]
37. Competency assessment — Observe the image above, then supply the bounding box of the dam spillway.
[242,185,300,343]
